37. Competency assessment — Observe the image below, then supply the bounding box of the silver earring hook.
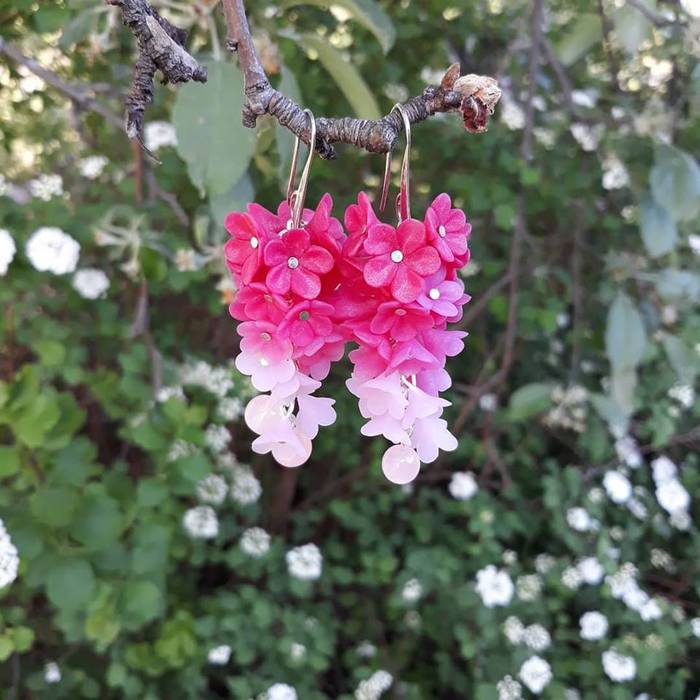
[379,104,412,221]
[286,109,317,229]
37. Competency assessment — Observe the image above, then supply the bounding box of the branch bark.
[220,0,501,158]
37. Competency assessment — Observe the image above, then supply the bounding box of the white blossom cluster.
[668,383,695,409]
[401,578,423,603]
[0,228,16,276]
[230,466,262,505]
[448,471,478,500]
[570,122,604,151]
[181,360,235,398]
[519,655,552,694]
[196,473,228,505]
[144,121,178,152]
[602,649,636,682]
[0,519,20,589]
[263,683,297,700]
[605,563,663,621]
[566,506,600,533]
[544,384,588,432]
[167,439,197,462]
[601,153,630,190]
[29,173,63,201]
[204,424,232,453]
[497,674,522,700]
[475,565,514,607]
[78,155,108,180]
[26,227,80,275]
[615,434,642,469]
[286,543,322,581]
[182,505,219,540]
[652,456,691,530]
[73,268,110,299]
[207,644,231,665]
[44,661,61,684]
[240,527,271,558]
[516,574,542,601]
[580,611,609,640]
[355,670,393,700]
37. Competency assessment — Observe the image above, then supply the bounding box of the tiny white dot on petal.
[429,288,440,299]
[391,250,404,263]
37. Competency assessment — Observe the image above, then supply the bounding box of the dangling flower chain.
[224,189,472,484]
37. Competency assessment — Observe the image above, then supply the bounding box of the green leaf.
[30,487,79,528]
[656,269,700,302]
[32,339,66,367]
[649,144,700,223]
[59,7,101,47]
[0,445,21,478]
[282,32,381,119]
[209,174,255,231]
[0,635,13,661]
[508,382,555,420]
[46,558,96,611]
[605,293,646,372]
[121,581,164,628]
[555,14,602,66]
[590,393,629,435]
[613,1,652,53]
[639,200,677,258]
[280,0,395,53]
[70,495,124,549]
[173,62,256,197]
[661,334,700,384]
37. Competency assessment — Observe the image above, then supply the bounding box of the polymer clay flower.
[425,193,471,264]
[224,212,264,284]
[278,300,340,357]
[229,282,288,323]
[263,228,334,299]
[370,300,433,342]
[363,219,440,303]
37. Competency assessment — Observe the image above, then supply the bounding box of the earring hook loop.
[286,109,317,229]
[378,104,412,221]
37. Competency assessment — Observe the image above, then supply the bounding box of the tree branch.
[220,0,502,158]
[106,0,207,142]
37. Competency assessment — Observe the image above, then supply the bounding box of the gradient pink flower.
[263,228,333,299]
[370,301,433,342]
[416,271,470,320]
[278,300,339,356]
[224,212,264,284]
[425,193,471,264]
[363,219,440,303]
[229,283,288,323]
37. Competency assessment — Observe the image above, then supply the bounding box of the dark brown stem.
[220,0,501,158]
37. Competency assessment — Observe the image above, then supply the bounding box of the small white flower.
[26,227,80,275]
[690,618,700,638]
[688,233,700,256]
[640,598,663,621]
[182,505,219,539]
[167,439,196,462]
[356,640,377,657]
[655,479,690,515]
[73,268,110,299]
[523,624,551,651]
[519,655,553,694]
[570,123,604,151]
[448,471,478,500]
[401,578,423,603]
[602,649,636,682]
[196,474,228,505]
[562,566,583,589]
[29,173,63,201]
[156,385,185,403]
[615,435,642,468]
[503,616,525,644]
[0,229,16,275]
[668,384,695,408]
[79,155,108,179]
[475,565,514,607]
[603,470,632,504]
[497,675,523,700]
[580,611,608,640]
[652,456,677,484]
[627,498,648,520]
[572,89,598,108]
[500,94,526,130]
[286,543,322,581]
[535,554,555,574]
[0,519,20,589]
[266,683,297,700]
[218,396,244,421]
[516,574,542,601]
[479,393,498,411]
[239,527,271,558]
[230,467,262,505]
[602,154,630,190]
[670,510,691,530]
[175,248,198,272]
[577,557,604,585]
[502,550,517,565]
[44,661,61,684]
[290,642,306,661]
[144,121,178,151]
[564,690,581,700]
[204,424,231,453]
[566,507,594,532]
[207,645,231,665]
[606,564,639,599]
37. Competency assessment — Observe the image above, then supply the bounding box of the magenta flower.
[229,282,288,323]
[425,193,471,264]
[363,219,440,303]
[370,301,433,342]
[296,340,346,380]
[416,270,470,320]
[224,212,264,285]
[263,228,334,300]
[278,300,339,356]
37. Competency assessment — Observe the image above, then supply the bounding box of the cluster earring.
[224,105,473,483]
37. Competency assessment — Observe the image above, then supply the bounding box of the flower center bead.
[438,225,447,238]
[287,256,299,269]
[429,288,441,300]
[395,309,407,316]
[391,250,404,263]
[250,236,259,249]
[299,311,310,320]
[260,332,271,341]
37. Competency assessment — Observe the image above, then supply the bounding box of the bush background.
[1,0,700,698]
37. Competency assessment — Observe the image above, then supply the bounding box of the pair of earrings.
[224,107,472,484]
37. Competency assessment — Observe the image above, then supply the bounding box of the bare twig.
[220,0,501,158]
[145,170,190,226]
[0,37,123,129]
[106,0,207,141]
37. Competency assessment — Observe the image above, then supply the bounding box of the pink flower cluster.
[225,192,472,482]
